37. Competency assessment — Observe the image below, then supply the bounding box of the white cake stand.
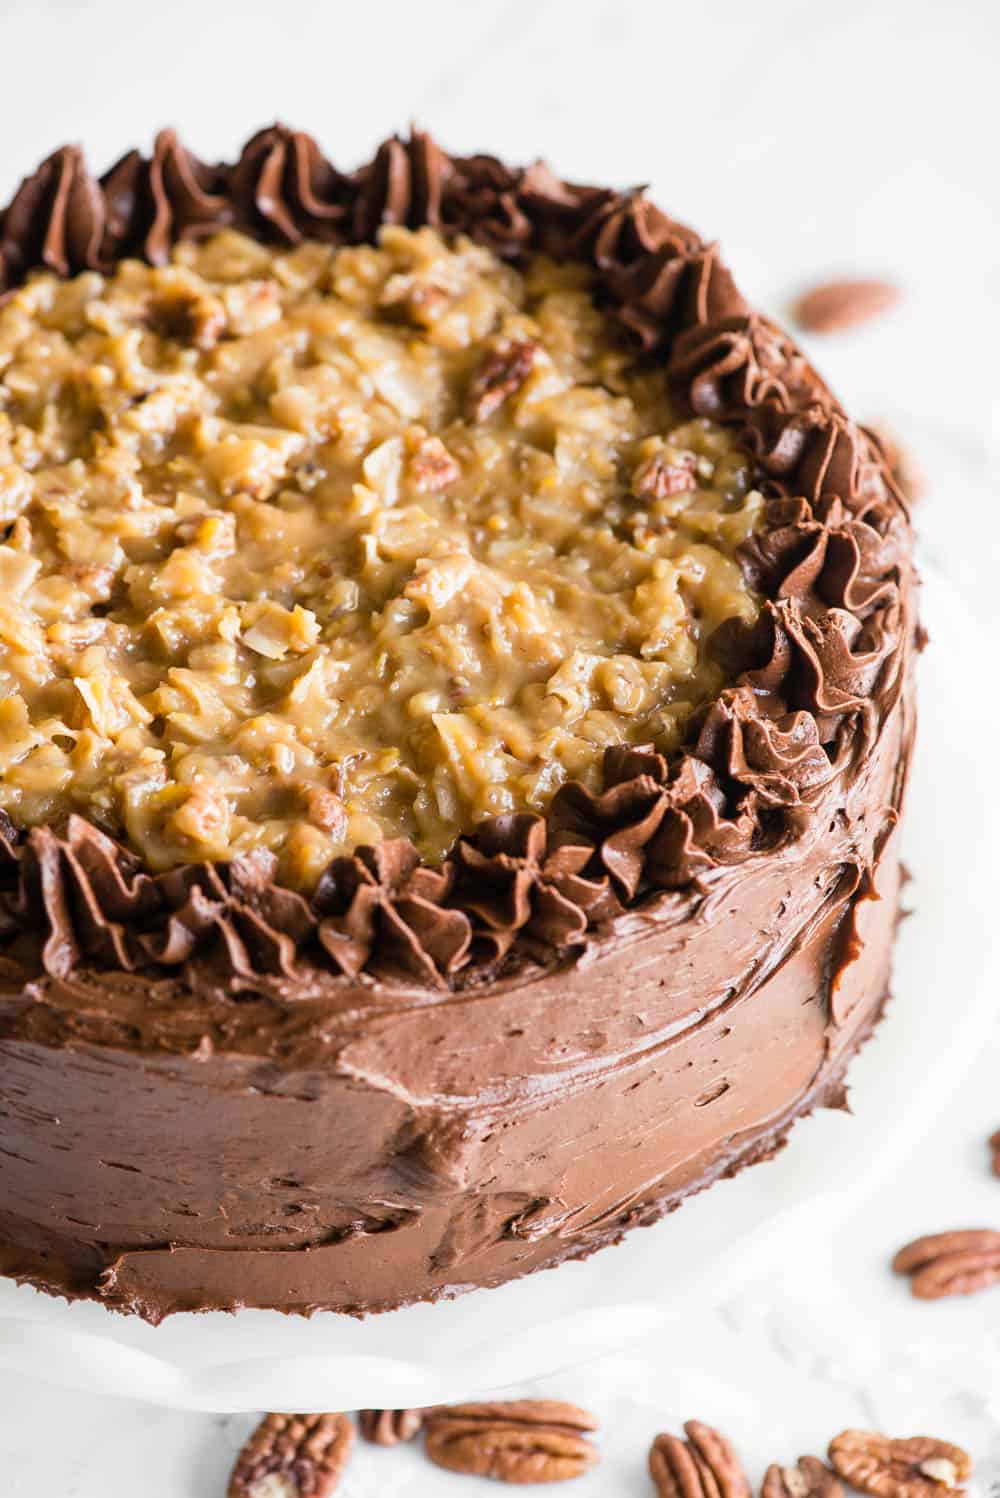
[0,570,994,1412]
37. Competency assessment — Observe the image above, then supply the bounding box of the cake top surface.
[0,225,759,884]
[0,127,912,999]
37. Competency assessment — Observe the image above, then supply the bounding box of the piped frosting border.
[0,127,913,998]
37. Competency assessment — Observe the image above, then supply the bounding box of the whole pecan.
[988,1129,1000,1178]
[466,341,537,422]
[649,1419,751,1498]
[828,1431,972,1498]
[793,278,900,334]
[358,1406,424,1445]
[763,1456,843,1498]
[892,1229,1000,1299]
[228,1412,355,1498]
[424,1398,599,1483]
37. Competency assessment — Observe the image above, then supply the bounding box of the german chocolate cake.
[0,129,917,1320]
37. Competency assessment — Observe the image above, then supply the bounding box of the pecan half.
[793,278,900,334]
[228,1412,355,1498]
[466,341,537,422]
[649,1419,751,1498]
[358,1407,424,1445]
[988,1129,1000,1178]
[424,1398,599,1483]
[763,1456,843,1498]
[828,1431,971,1498]
[892,1229,1000,1299]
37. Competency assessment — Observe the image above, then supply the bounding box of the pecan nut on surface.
[762,1456,843,1498]
[466,340,537,421]
[828,1430,972,1498]
[649,1419,751,1498]
[892,1229,1000,1299]
[423,1398,599,1483]
[228,1412,355,1498]
[358,1406,425,1445]
[988,1129,1000,1178]
[792,278,900,334]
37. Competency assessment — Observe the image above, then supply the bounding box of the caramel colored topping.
[0,226,759,886]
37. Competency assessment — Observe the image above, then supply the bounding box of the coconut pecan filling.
[0,226,761,887]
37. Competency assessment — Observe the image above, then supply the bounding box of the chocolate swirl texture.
[0,129,917,1321]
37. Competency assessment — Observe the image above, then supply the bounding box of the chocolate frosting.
[0,129,918,1321]
[0,126,910,998]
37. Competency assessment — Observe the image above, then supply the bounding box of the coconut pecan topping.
[424,1398,599,1483]
[763,1456,843,1498]
[649,1419,751,1498]
[228,1412,355,1498]
[358,1407,425,1445]
[466,340,538,421]
[892,1229,1000,1299]
[827,1432,971,1498]
[793,278,901,334]
[0,228,758,884]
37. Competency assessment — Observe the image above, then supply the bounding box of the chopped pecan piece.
[892,1229,1000,1299]
[424,1398,599,1483]
[169,782,232,849]
[793,278,901,334]
[409,434,460,492]
[649,1420,751,1498]
[631,451,697,501]
[358,1407,424,1445]
[466,341,537,422]
[301,786,348,839]
[379,275,451,327]
[228,1412,355,1498]
[763,1456,843,1498]
[148,285,225,350]
[828,1431,971,1498]
[65,562,117,602]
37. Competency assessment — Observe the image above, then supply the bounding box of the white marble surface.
[2,0,1000,1491]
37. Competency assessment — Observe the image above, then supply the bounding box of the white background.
[1,0,999,1492]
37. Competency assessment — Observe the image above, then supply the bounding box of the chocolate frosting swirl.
[0,128,915,1003]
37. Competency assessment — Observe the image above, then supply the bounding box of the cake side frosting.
[0,675,912,1318]
[0,129,918,1320]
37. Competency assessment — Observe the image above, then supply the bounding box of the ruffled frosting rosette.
[0,127,914,999]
